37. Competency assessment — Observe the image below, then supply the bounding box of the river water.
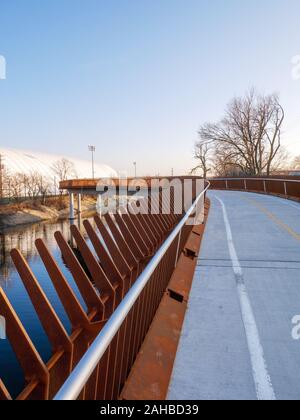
[0,214,96,398]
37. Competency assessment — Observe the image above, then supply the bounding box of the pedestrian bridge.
[169,190,300,400]
[1,176,300,400]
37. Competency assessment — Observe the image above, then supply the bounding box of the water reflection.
[0,213,96,398]
[0,220,70,286]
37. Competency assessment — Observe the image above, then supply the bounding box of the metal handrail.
[210,177,300,183]
[54,182,210,400]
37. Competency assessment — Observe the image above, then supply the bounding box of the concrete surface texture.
[168,190,300,401]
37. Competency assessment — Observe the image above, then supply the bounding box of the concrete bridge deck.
[168,190,300,401]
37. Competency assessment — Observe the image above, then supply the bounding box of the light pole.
[133,161,137,178]
[88,145,96,179]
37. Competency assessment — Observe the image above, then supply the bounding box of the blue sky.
[0,0,300,176]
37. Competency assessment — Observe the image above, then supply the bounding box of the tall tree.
[198,90,285,176]
[191,141,212,178]
[52,158,77,182]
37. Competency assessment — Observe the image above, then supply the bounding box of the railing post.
[174,230,182,268]
[69,193,75,220]
[97,194,102,217]
[263,180,267,193]
[284,182,287,197]
[225,180,228,190]
[77,194,82,214]
[244,179,247,190]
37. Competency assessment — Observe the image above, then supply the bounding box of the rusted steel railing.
[0,180,208,401]
[54,182,210,400]
[209,177,300,200]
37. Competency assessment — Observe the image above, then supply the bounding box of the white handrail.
[54,182,210,400]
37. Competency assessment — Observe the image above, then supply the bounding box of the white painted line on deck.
[215,196,276,401]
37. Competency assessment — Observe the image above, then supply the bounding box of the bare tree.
[52,158,77,182]
[199,90,285,176]
[213,146,245,177]
[6,171,54,203]
[38,176,53,205]
[191,141,212,178]
[9,173,24,203]
[24,172,42,199]
[0,158,10,199]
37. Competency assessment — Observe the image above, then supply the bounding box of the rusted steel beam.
[0,379,12,401]
[114,213,145,262]
[126,208,155,254]
[121,212,151,257]
[67,225,119,399]
[10,249,73,397]
[1,181,206,401]
[11,249,73,354]
[139,200,164,243]
[78,211,150,400]
[59,176,202,192]
[83,219,125,302]
[121,294,187,401]
[5,241,108,400]
[93,215,132,281]
[34,239,108,399]
[103,213,139,271]
[99,211,143,393]
[136,213,159,249]
[54,231,104,318]
[107,212,150,388]
[82,219,129,400]
[103,203,163,393]
[35,239,97,332]
[70,225,115,318]
[0,288,49,400]
[209,177,300,201]
[121,199,210,401]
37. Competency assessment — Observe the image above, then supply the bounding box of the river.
[0,214,97,398]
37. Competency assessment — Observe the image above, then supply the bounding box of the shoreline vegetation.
[0,195,97,231]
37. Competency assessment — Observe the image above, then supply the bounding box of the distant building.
[0,147,117,198]
[271,170,300,176]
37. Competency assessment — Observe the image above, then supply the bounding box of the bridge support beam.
[69,193,75,220]
[77,194,82,214]
[97,194,102,217]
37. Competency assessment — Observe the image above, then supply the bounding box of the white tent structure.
[0,147,118,197]
[0,147,117,179]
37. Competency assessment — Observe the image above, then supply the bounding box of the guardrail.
[54,182,210,400]
[209,177,300,200]
[0,177,208,401]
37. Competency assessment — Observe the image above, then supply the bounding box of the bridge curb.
[120,199,210,400]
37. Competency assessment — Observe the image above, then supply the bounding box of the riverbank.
[0,196,97,230]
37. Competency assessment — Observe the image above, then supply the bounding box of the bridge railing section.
[209,177,300,200]
[0,177,208,401]
[53,180,209,401]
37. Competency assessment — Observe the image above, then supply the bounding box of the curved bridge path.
[168,190,300,401]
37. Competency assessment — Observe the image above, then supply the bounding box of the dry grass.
[0,195,97,215]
